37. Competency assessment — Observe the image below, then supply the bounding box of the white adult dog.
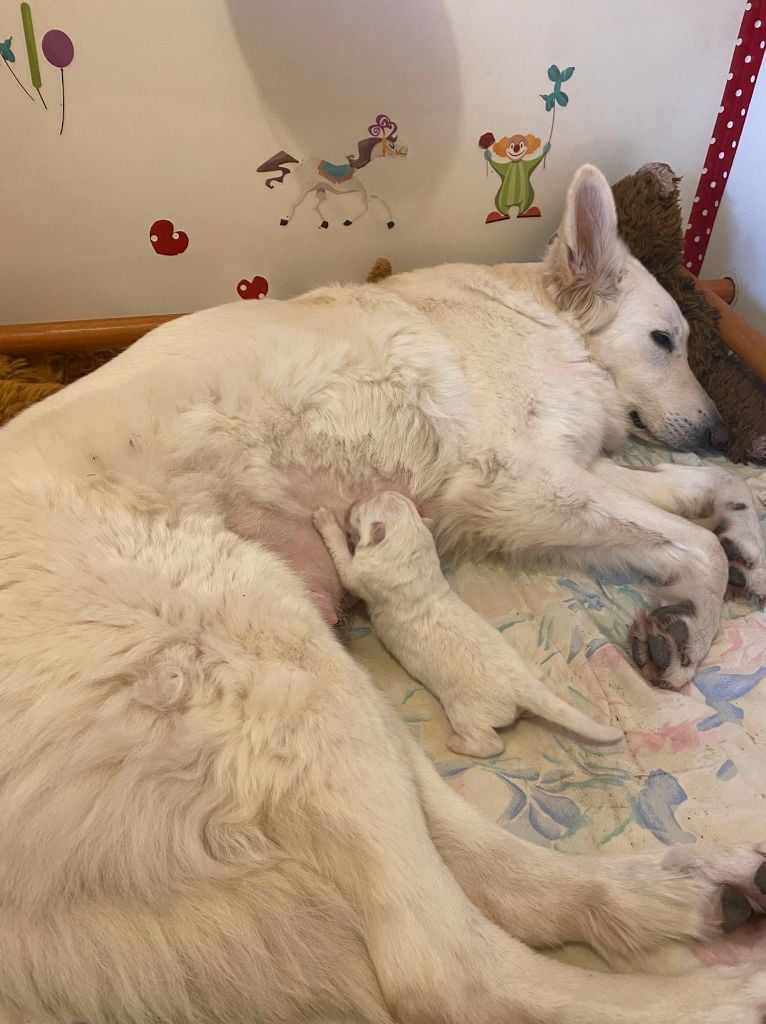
[314,493,623,756]
[0,164,765,1023]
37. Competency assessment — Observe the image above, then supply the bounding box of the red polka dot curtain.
[684,1,766,273]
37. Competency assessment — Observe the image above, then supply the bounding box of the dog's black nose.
[707,420,730,450]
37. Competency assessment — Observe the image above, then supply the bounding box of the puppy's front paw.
[312,507,339,534]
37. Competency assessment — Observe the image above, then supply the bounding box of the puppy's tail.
[519,683,622,744]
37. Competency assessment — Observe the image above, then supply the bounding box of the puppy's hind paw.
[447,728,504,759]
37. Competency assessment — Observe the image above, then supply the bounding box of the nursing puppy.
[314,493,622,756]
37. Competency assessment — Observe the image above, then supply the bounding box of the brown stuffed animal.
[612,162,766,464]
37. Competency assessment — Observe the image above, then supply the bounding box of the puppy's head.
[346,491,430,554]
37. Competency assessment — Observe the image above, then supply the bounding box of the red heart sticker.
[237,275,269,300]
[149,220,189,256]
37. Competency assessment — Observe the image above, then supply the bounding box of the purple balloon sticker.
[41,29,73,135]
[41,29,74,68]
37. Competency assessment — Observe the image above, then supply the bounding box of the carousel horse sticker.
[257,114,408,229]
[479,64,575,224]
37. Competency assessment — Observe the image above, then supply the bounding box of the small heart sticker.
[149,219,189,256]
[237,275,269,300]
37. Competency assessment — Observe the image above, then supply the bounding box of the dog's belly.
[226,503,348,625]
[225,471,421,626]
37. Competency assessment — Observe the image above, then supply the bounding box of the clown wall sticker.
[257,115,407,229]
[479,65,575,224]
[480,132,549,222]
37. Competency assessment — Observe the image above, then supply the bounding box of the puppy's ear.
[370,521,386,545]
[543,164,628,331]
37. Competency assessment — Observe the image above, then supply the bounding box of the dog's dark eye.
[651,330,674,351]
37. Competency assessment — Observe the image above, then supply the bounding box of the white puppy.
[314,492,622,757]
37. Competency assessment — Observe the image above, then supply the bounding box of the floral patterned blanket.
[349,443,766,973]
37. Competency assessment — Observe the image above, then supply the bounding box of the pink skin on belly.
[225,473,423,626]
[226,503,348,625]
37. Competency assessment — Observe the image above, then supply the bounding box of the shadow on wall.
[224,0,463,197]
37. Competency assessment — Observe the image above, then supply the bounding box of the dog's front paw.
[629,601,700,689]
[715,513,766,607]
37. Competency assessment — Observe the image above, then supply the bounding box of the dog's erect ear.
[370,521,386,545]
[543,164,628,331]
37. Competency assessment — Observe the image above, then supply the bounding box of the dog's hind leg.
[404,734,766,960]
[253,665,766,1024]
[436,459,729,688]
[594,459,766,605]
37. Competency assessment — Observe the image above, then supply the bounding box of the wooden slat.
[0,314,182,355]
[691,274,766,382]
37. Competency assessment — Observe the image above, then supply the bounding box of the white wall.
[702,67,766,332]
[0,0,744,323]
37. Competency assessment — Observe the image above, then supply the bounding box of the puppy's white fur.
[0,165,765,1023]
[314,493,622,756]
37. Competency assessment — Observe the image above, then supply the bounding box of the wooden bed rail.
[0,313,182,356]
[0,277,762,384]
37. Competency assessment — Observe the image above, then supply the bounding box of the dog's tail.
[256,150,299,189]
[519,683,622,744]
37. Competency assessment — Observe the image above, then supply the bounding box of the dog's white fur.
[314,493,622,756]
[1,165,765,1023]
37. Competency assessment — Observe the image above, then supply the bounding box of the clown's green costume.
[485,143,550,221]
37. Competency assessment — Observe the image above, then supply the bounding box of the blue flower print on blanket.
[694,665,766,731]
[438,760,587,842]
[633,769,695,845]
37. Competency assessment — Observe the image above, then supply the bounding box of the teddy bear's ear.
[543,164,628,332]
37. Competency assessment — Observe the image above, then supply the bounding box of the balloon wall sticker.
[539,64,575,168]
[19,2,45,107]
[2,4,74,133]
[478,64,575,224]
[1,36,34,101]
[256,115,408,229]
[42,29,74,135]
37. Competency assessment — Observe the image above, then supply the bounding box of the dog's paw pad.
[755,861,766,895]
[629,602,697,689]
[721,885,754,933]
[648,634,672,670]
